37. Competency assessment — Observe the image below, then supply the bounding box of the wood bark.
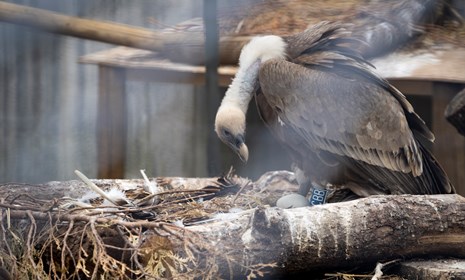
[397,259,465,279]
[189,194,465,276]
[1,179,465,278]
[445,87,465,137]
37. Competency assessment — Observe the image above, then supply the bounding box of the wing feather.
[259,58,419,175]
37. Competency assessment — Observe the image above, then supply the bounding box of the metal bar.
[203,0,222,176]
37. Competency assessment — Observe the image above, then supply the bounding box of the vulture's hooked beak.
[228,134,248,163]
[237,143,249,163]
[231,134,248,163]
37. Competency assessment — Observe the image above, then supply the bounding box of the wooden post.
[97,66,127,179]
[432,82,465,195]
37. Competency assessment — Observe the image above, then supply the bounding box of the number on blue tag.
[310,187,328,206]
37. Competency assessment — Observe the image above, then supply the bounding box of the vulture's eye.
[223,129,232,137]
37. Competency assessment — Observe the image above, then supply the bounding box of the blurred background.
[0,0,290,183]
[0,0,464,193]
[0,0,202,183]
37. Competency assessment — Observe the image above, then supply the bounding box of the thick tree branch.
[188,194,465,276]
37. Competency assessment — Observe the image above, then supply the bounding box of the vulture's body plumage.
[215,22,454,198]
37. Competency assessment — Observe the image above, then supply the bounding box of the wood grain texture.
[432,82,465,195]
[97,66,127,179]
[189,194,465,276]
[397,259,465,279]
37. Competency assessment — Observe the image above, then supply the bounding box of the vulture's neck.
[220,60,260,113]
[220,35,287,114]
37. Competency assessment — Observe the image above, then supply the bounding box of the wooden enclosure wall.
[0,0,208,183]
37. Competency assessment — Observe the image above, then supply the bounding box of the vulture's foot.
[297,183,311,196]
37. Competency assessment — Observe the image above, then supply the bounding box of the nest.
[0,170,299,279]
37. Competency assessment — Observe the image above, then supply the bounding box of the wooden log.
[188,194,465,276]
[1,178,465,278]
[397,259,465,279]
[445,87,465,137]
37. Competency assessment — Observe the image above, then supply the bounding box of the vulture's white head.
[215,35,287,163]
[215,105,249,162]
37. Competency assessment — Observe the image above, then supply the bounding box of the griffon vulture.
[215,22,454,198]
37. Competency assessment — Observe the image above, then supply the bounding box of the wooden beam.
[97,66,127,179]
[389,80,435,96]
[125,68,234,87]
[432,82,465,195]
[0,1,164,51]
[204,0,222,176]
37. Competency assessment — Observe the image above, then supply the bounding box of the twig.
[61,220,76,277]
[122,226,148,278]
[25,211,38,272]
[0,201,53,212]
[89,220,103,280]
[0,211,14,264]
[48,221,58,278]
[5,208,172,233]
[74,222,90,278]
[232,181,252,203]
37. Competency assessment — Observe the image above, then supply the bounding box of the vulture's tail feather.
[341,141,453,195]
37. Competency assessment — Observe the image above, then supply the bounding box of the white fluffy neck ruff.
[220,35,287,113]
